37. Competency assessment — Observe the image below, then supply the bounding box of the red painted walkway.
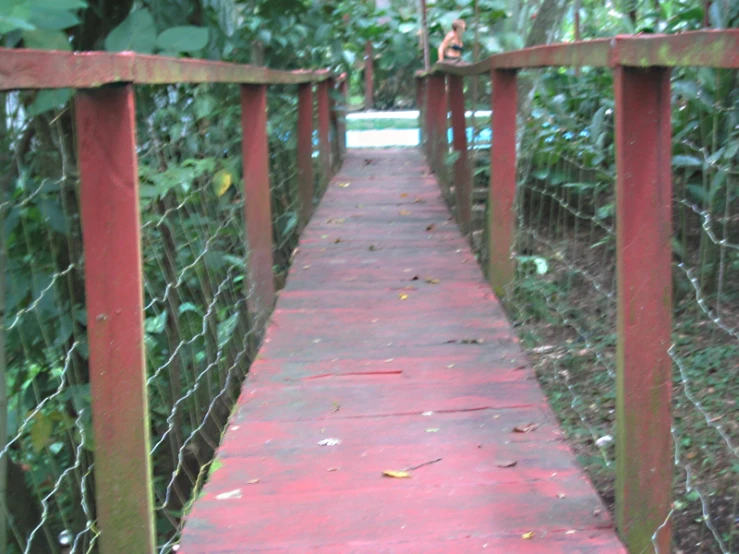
[179,150,626,553]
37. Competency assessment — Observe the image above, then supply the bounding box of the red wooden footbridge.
[1,29,738,554]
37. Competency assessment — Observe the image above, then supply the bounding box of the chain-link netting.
[467,66,738,553]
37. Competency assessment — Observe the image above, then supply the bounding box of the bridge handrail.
[415,29,739,78]
[415,27,738,554]
[1,46,345,553]
[0,48,338,90]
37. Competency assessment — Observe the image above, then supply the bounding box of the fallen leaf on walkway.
[399,210,411,216]
[513,423,538,433]
[426,428,440,433]
[368,244,378,251]
[494,460,518,468]
[334,238,341,243]
[399,293,409,300]
[411,275,420,281]
[338,182,351,188]
[317,438,342,446]
[593,508,602,517]
[521,532,534,540]
[413,197,425,204]
[400,193,408,198]
[425,277,441,284]
[327,467,339,472]
[426,223,435,231]
[216,489,242,500]
[332,402,341,412]
[382,470,411,479]
[557,493,567,499]
[326,218,345,224]
[246,479,260,485]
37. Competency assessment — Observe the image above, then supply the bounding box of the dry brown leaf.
[425,277,441,284]
[426,223,435,231]
[399,210,411,216]
[513,423,538,433]
[368,244,378,251]
[334,238,341,244]
[400,193,408,198]
[494,460,518,468]
[521,532,534,540]
[382,470,411,479]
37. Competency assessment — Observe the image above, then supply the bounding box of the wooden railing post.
[297,83,314,230]
[488,69,518,296]
[448,74,472,235]
[426,74,446,175]
[364,41,374,109]
[416,76,426,149]
[317,80,331,187]
[338,77,348,162]
[241,84,275,328]
[613,66,673,554]
[75,85,155,554]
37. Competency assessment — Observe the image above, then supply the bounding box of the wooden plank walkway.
[179,150,626,553]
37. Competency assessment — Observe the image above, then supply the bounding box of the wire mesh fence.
[467,65,738,553]
[2,78,325,553]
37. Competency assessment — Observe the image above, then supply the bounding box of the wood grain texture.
[178,150,625,553]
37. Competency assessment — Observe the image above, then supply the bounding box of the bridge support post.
[364,41,374,109]
[426,74,447,176]
[241,84,276,329]
[317,80,331,189]
[337,77,348,163]
[416,76,425,147]
[75,85,156,554]
[614,66,673,554]
[488,69,517,296]
[297,84,314,230]
[448,74,472,236]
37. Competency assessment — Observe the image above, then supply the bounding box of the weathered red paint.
[426,75,447,176]
[613,66,673,554]
[240,85,275,327]
[0,48,334,91]
[337,78,349,161]
[614,29,739,68]
[297,84,314,231]
[75,86,155,554]
[448,74,472,236]
[364,41,374,109]
[416,77,426,146]
[488,70,518,297]
[178,150,625,553]
[317,80,331,186]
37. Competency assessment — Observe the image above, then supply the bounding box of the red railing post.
[241,84,275,327]
[297,83,314,230]
[488,70,518,296]
[614,66,673,554]
[416,76,426,150]
[338,77,348,162]
[426,74,447,175]
[75,85,156,554]
[317,80,331,186]
[364,41,374,109]
[448,74,472,235]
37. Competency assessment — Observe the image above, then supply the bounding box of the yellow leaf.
[426,428,440,433]
[399,293,409,300]
[382,470,411,479]
[521,532,534,540]
[338,182,351,188]
[399,210,411,216]
[30,413,52,454]
[213,169,233,197]
[400,193,408,198]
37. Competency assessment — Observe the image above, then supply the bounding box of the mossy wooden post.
[241,84,275,329]
[426,74,446,175]
[297,83,314,230]
[76,85,155,554]
[614,65,673,554]
[317,80,331,188]
[416,76,426,147]
[488,69,517,296]
[448,74,472,235]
